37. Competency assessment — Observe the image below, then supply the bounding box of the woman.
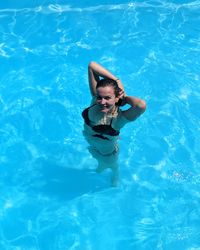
[82,62,146,186]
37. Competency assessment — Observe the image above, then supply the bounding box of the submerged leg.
[88,145,120,186]
[96,162,107,173]
[96,160,119,186]
[110,163,119,187]
[88,146,119,187]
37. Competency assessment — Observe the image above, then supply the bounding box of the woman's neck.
[96,105,117,115]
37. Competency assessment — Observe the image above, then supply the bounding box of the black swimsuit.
[82,105,120,140]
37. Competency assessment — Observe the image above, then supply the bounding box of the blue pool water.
[0,0,200,249]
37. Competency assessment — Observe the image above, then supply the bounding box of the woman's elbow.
[138,100,147,113]
[88,61,96,69]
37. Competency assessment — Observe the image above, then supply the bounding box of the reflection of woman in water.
[82,62,146,186]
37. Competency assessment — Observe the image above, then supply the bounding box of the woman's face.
[96,86,119,113]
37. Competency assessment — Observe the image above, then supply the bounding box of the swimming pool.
[0,0,200,249]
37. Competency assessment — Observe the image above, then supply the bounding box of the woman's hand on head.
[118,88,126,98]
[115,79,126,98]
[116,88,127,106]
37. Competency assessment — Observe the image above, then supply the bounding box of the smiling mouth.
[100,105,108,109]
[98,105,108,111]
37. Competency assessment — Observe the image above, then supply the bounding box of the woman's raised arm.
[122,96,146,121]
[88,61,124,96]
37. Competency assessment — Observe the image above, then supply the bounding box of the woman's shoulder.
[90,96,96,105]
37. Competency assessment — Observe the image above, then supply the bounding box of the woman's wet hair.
[96,78,121,97]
